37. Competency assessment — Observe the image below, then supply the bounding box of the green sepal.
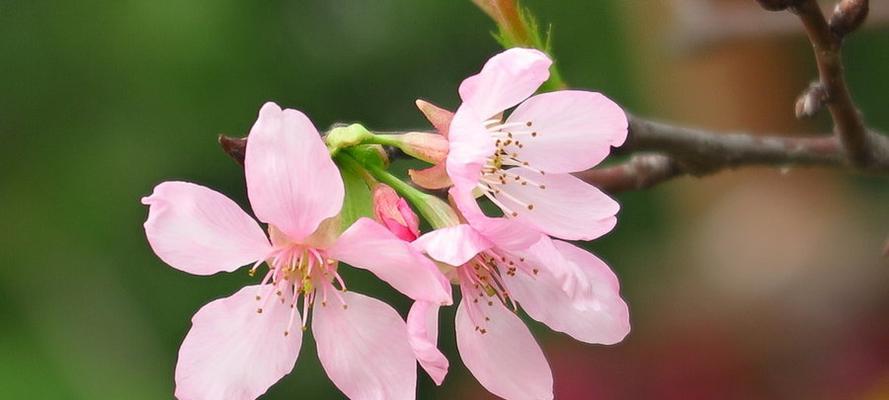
[326,123,373,155]
[334,158,375,233]
[348,144,389,169]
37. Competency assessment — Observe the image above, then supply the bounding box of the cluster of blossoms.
[142,48,630,400]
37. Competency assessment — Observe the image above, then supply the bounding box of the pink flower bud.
[398,132,449,165]
[373,184,421,241]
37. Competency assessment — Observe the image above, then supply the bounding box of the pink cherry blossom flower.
[446,48,629,240]
[373,183,421,241]
[142,102,451,400]
[409,187,630,400]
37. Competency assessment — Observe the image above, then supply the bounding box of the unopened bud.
[415,100,454,137]
[795,82,829,119]
[830,0,869,38]
[373,184,421,241]
[381,132,449,165]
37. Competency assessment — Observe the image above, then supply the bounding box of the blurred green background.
[2,1,888,399]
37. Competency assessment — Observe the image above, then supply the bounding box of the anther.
[256,308,263,314]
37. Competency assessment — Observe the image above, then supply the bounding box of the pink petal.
[446,104,496,191]
[450,187,543,252]
[313,291,417,400]
[506,240,630,345]
[328,218,452,305]
[407,301,448,385]
[458,48,552,119]
[174,285,301,400]
[244,102,344,241]
[496,169,619,240]
[142,181,271,276]
[413,225,493,267]
[506,90,628,173]
[408,163,453,190]
[456,298,553,400]
[516,235,593,307]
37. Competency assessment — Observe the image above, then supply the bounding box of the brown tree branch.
[794,0,872,166]
[575,154,682,193]
[576,115,889,193]
[575,0,888,193]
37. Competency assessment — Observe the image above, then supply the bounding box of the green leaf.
[336,160,375,232]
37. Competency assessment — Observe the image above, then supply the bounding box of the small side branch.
[794,0,872,166]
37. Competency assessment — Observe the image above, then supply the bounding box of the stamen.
[301,290,312,328]
[478,186,518,217]
[490,187,533,211]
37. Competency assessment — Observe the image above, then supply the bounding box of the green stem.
[333,150,378,187]
[341,149,458,228]
[362,134,402,148]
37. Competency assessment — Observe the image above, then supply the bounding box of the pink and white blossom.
[446,48,628,240]
[142,102,451,400]
[409,187,630,400]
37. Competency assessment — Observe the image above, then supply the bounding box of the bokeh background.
[2,1,888,399]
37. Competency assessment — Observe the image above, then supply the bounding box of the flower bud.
[795,82,828,119]
[373,184,421,241]
[381,132,449,165]
[830,0,869,38]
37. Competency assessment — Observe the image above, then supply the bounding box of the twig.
[793,0,872,166]
[578,115,889,193]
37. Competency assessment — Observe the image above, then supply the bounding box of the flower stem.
[334,150,378,187]
[341,149,458,229]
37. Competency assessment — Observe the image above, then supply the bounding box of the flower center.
[458,249,540,334]
[250,244,346,337]
[477,118,546,217]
